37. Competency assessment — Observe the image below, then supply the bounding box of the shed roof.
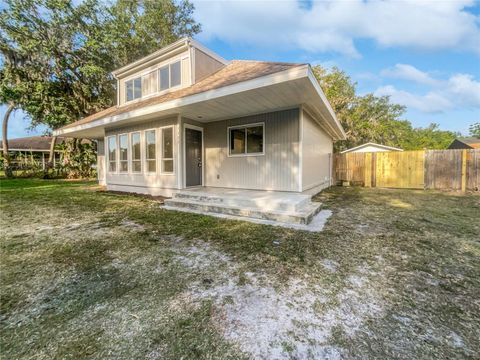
[456,137,480,148]
[341,142,403,153]
[0,136,63,151]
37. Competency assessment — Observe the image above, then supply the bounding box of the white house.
[54,38,346,226]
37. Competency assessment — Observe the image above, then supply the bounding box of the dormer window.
[159,60,181,91]
[126,77,142,102]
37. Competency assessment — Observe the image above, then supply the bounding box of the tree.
[469,123,480,138]
[400,123,458,150]
[0,0,200,173]
[312,65,458,151]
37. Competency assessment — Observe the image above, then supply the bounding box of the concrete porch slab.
[164,186,324,226]
[163,205,332,232]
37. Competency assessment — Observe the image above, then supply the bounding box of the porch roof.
[53,61,346,141]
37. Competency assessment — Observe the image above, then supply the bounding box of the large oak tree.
[0,0,200,176]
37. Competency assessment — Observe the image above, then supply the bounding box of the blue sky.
[4,0,480,138]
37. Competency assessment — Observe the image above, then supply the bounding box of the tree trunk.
[2,103,15,178]
[47,135,57,170]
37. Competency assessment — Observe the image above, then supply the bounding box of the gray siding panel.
[194,48,224,83]
[204,109,300,191]
[302,110,333,191]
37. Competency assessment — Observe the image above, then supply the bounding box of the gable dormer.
[112,38,228,107]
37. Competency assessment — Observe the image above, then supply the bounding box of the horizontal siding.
[204,109,300,191]
[302,110,333,191]
[104,117,180,190]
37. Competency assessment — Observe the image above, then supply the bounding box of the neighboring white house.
[341,142,403,154]
[53,37,346,227]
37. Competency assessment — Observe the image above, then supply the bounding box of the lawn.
[1,179,479,359]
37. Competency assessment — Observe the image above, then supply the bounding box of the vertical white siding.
[97,139,106,185]
[301,110,333,191]
[204,109,300,192]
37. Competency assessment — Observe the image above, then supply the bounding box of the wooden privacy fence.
[333,149,480,191]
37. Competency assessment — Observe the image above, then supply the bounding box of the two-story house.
[54,38,346,227]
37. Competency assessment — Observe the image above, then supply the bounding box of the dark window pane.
[170,61,181,87]
[147,160,156,172]
[134,78,142,98]
[119,135,128,161]
[131,133,141,160]
[160,66,169,90]
[162,128,173,159]
[230,128,245,155]
[126,80,133,102]
[132,161,141,172]
[247,126,263,153]
[108,136,116,161]
[146,130,156,160]
[109,161,116,172]
[163,159,173,173]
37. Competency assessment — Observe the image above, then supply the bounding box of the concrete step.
[173,190,312,212]
[164,198,322,225]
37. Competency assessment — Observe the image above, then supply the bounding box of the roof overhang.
[54,65,346,141]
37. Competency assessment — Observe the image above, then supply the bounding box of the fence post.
[364,152,372,187]
[461,149,467,192]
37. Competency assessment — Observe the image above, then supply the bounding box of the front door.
[185,127,203,187]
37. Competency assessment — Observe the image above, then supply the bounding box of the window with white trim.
[145,130,156,173]
[131,132,141,172]
[142,71,157,97]
[125,77,142,102]
[162,127,174,173]
[119,134,128,172]
[159,60,181,92]
[107,136,117,172]
[229,123,264,156]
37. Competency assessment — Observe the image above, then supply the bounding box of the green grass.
[1,179,479,359]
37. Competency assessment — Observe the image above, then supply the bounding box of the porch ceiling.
[54,67,345,140]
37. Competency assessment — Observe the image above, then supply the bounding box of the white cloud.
[447,74,480,108]
[380,64,440,86]
[374,85,453,113]
[192,0,480,57]
[375,67,480,113]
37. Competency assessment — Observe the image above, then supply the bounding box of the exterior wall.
[301,110,333,192]
[118,49,191,106]
[97,139,106,185]
[194,48,225,82]
[204,109,300,192]
[104,116,180,196]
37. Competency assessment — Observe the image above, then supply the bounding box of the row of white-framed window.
[125,60,181,102]
[107,127,174,175]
